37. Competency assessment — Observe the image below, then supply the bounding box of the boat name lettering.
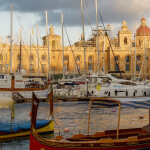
[104,91,109,94]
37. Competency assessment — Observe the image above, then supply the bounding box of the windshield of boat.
[119,82,137,86]
[0,75,4,79]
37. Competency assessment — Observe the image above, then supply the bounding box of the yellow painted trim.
[0,121,54,140]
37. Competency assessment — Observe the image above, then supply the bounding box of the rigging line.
[83,0,93,31]
[27,44,47,76]
[98,10,122,78]
[14,10,33,46]
[63,25,81,76]
[37,33,49,56]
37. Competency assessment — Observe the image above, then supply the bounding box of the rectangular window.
[126,64,130,71]
[64,65,68,71]
[0,64,3,73]
[115,64,119,71]
[41,64,45,73]
[29,64,34,73]
[76,65,80,71]
[89,64,92,70]
[136,64,140,71]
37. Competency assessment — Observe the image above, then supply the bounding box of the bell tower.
[118,21,132,47]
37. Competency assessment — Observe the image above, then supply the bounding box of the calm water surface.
[0,101,149,150]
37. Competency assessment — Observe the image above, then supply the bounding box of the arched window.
[17,55,20,60]
[76,56,80,62]
[0,55,3,61]
[115,56,119,61]
[41,55,46,60]
[52,66,55,71]
[30,55,33,60]
[125,55,130,62]
[88,56,93,61]
[64,56,68,61]
[125,55,130,71]
[52,40,55,49]
[136,64,140,71]
[115,64,119,71]
[41,64,46,73]
[137,55,141,61]
[124,37,127,44]
[29,64,34,73]
[139,40,141,46]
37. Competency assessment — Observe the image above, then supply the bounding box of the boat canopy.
[91,97,150,109]
[0,97,13,109]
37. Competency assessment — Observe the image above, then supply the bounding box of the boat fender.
[144,91,146,96]
[133,91,136,96]
[126,91,128,96]
[108,92,110,97]
[112,110,116,112]
[63,128,70,132]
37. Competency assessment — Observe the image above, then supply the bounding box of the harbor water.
[0,100,149,150]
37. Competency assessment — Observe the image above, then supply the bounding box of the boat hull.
[0,120,54,142]
[0,89,48,100]
[30,126,150,150]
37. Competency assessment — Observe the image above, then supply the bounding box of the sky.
[0,0,150,46]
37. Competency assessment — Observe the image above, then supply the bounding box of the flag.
[96,84,101,91]
[32,27,34,36]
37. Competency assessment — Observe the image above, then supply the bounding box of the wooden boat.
[30,97,150,150]
[0,91,54,141]
[0,73,48,100]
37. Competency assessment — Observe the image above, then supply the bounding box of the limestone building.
[0,17,150,80]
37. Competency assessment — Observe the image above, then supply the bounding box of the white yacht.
[0,73,48,99]
[53,73,150,98]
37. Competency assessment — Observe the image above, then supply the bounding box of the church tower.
[42,25,61,49]
[118,21,132,47]
[136,17,150,48]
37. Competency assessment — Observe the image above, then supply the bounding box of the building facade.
[0,17,150,79]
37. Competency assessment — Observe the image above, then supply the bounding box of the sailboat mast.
[144,36,147,80]
[81,0,86,74]
[36,24,39,76]
[10,4,13,74]
[96,0,99,75]
[5,38,7,74]
[130,39,133,80]
[45,10,50,80]
[103,36,105,73]
[134,34,136,79]
[61,13,65,79]
[29,27,32,74]
[19,26,22,73]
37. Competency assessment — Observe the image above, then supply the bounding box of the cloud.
[1,0,150,31]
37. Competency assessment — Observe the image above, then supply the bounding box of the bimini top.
[91,97,150,109]
[0,97,13,109]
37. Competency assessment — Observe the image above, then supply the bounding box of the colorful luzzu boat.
[30,96,150,150]
[0,91,54,141]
